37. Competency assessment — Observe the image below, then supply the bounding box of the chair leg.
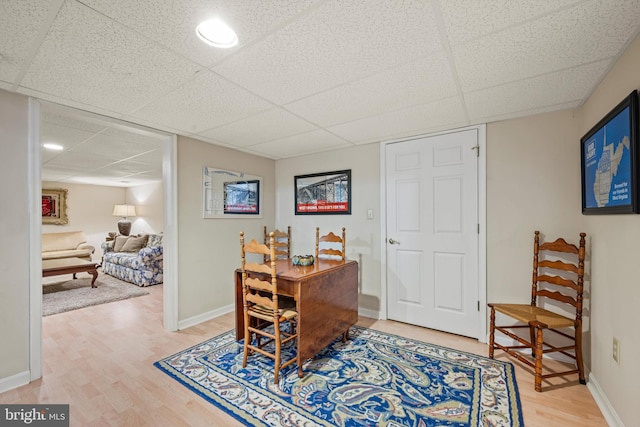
[273,322,281,384]
[342,328,349,342]
[242,328,250,368]
[488,307,496,358]
[534,327,544,392]
[575,325,586,385]
[529,325,536,358]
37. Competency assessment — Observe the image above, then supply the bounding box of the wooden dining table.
[234,258,358,369]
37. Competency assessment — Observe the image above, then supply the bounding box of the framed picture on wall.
[581,90,639,214]
[294,170,351,215]
[223,179,260,214]
[42,188,69,225]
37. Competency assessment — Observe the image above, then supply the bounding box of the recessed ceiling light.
[43,143,64,151]
[196,18,238,48]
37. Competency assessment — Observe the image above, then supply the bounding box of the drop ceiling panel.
[285,54,458,127]
[41,123,99,151]
[80,0,322,68]
[20,1,202,114]
[328,97,467,144]
[466,60,610,121]
[130,70,274,133]
[247,129,352,159]
[69,135,158,160]
[0,0,54,83]
[46,151,116,170]
[127,149,164,166]
[214,0,440,105]
[439,0,583,44]
[199,107,317,147]
[452,0,640,92]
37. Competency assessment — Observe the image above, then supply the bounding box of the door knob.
[388,238,400,245]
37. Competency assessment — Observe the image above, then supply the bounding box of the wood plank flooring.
[0,282,606,426]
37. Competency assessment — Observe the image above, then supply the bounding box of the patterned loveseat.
[101,233,163,287]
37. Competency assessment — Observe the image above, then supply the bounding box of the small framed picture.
[223,180,260,214]
[581,90,639,214]
[295,170,351,215]
[42,188,69,225]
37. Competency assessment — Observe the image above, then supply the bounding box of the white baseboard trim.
[180,305,381,331]
[358,307,380,320]
[587,374,624,427]
[178,304,234,331]
[0,370,30,394]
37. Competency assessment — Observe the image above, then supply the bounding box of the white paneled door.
[386,129,479,338]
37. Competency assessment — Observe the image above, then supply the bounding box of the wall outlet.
[613,337,620,364]
[367,209,374,220]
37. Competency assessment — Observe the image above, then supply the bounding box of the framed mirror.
[203,167,263,218]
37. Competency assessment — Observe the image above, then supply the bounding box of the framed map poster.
[581,90,639,214]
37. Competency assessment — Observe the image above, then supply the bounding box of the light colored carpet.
[42,272,149,316]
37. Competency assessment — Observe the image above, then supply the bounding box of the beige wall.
[42,182,125,261]
[41,182,164,261]
[576,34,640,426]
[126,181,164,236]
[275,144,382,314]
[176,136,275,322]
[0,90,30,381]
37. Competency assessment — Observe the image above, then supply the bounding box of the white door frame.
[28,99,179,382]
[379,124,487,342]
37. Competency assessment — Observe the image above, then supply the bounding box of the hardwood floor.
[0,283,606,426]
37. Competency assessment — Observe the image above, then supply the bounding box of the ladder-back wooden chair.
[315,227,346,261]
[488,230,587,392]
[240,231,299,383]
[263,226,291,263]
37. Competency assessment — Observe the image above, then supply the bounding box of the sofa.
[42,231,95,261]
[101,233,163,287]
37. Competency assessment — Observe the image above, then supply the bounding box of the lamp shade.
[112,204,136,218]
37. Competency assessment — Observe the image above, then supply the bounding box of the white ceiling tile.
[69,135,157,160]
[199,108,317,147]
[20,1,202,113]
[247,129,353,159]
[439,0,582,44]
[328,97,468,144]
[129,70,274,133]
[80,0,321,68]
[453,0,640,92]
[286,54,458,127]
[45,151,116,170]
[465,60,610,121]
[215,0,440,104]
[41,122,97,151]
[0,0,57,83]
[0,82,12,90]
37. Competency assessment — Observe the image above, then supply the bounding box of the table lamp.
[112,204,136,236]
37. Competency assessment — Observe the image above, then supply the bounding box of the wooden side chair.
[488,230,587,392]
[263,226,291,262]
[315,227,346,260]
[240,231,300,383]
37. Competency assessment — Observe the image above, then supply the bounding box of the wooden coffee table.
[42,258,100,288]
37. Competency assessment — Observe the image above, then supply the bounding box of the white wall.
[576,33,640,426]
[0,90,30,383]
[176,136,275,323]
[276,144,381,315]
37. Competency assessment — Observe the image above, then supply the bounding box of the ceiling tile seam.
[10,0,66,92]
[207,0,333,70]
[443,0,591,46]
[576,26,640,109]
[429,0,469,124]
[469,100,582,123]
[461,56,616,97]
[67,2,218,118]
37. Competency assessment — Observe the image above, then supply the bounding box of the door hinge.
[471,145,480,157]
[477,223,480,234]
[477,301,480,311]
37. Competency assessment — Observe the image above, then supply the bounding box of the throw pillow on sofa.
[120,235,148,252]
[113,235,129,252]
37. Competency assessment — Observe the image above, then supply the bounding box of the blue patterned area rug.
[155,326,523,426]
